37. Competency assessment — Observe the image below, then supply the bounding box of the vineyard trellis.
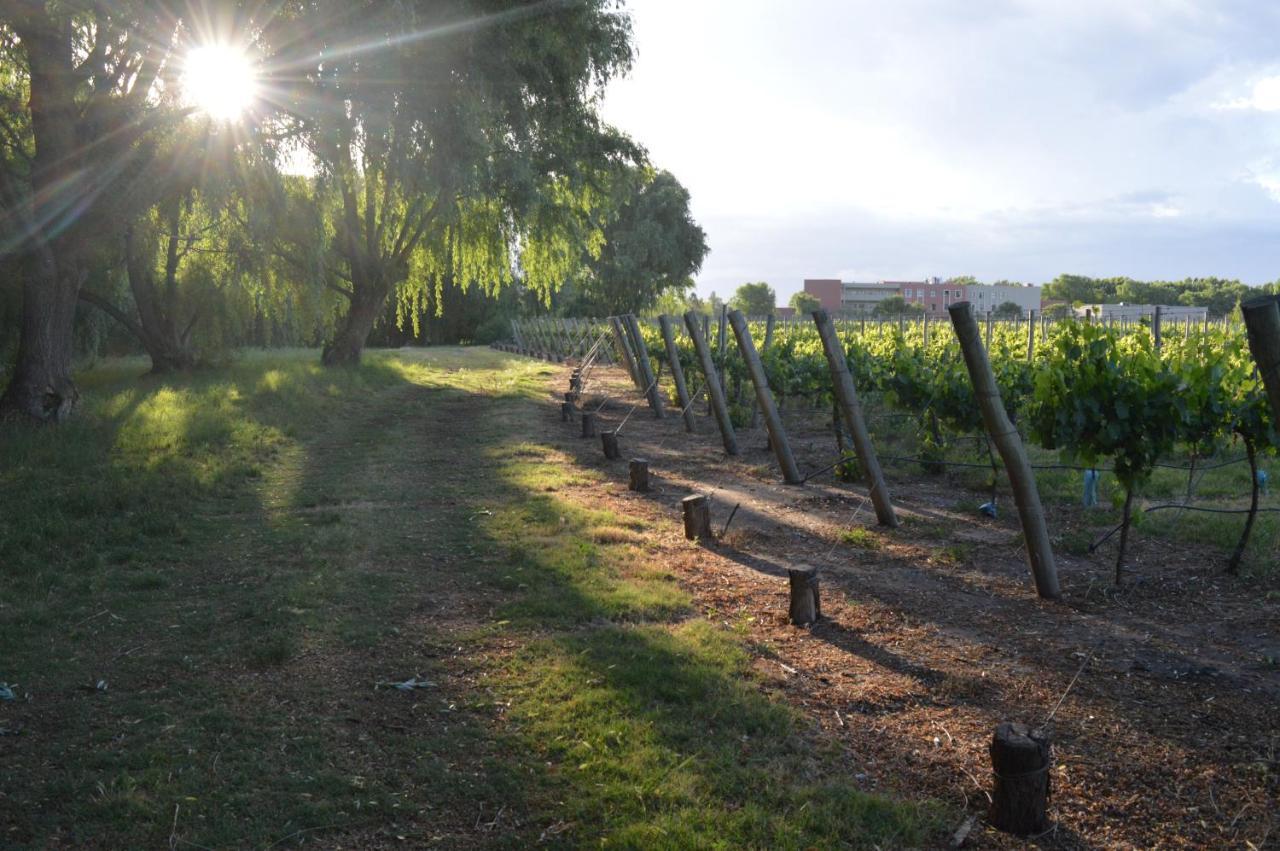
[495,302,1279,590]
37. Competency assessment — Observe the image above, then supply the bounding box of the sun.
[182,44,259,121]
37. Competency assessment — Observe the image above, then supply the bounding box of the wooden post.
[1153,305,1163,351]
[601,430,620,460]
[728,310,803,484]
[659,315,697,433]
[623,314,666,418]
[561,402,574,422]
[682,494,713,542]
[787,566,821,625]
[812,309,897,526]
[750,314,778,428]
[629,459,649,492]
[989,723,1051,836]
[1241,295,1280,430]
[608,316,642,388]
[683,310,739,455]
[947,302,1061,599]
[985,311,993,348]
[510,319,527,353]
[922,311,930,347]
[1026,310,1036,361]
[581,411,597,438]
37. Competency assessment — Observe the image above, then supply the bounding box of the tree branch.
[78,288,145,343]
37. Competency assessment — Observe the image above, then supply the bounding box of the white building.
[1076,304,1208,322]
[965,283,1042,317]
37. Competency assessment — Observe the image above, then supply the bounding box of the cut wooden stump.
[564,390,579,404]
[682,495,713,542]
[581,411,597,438]
[601,430,621,460]
[989,722,1051,836]
[787,566,821,625]
[560,402,575,422]
[629,459,649,492]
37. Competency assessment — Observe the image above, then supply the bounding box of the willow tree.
[264,0,637,365]
[562,168,708,317]
[0,3,185,420]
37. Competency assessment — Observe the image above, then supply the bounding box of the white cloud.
[1216,74,1280,111]
[603,1,1280,298]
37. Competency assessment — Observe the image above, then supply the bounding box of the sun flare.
[182,44,259,121]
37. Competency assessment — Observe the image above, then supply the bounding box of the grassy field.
[0,348,941,848]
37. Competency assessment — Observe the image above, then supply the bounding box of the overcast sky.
[599,0,1280,302]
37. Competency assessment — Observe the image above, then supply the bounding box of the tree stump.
[564,390,579,404]
[629,459,650,492]
[561,402,575,422]
[570,373,582,393]
[989,722,1051,835]
[787,566,821,625]
[682,495,713,542]
[601,430,620,460]
[581,411,597,438]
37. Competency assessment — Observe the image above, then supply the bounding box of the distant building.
[802,278,900,314]
[775,306,796,318]
[1076,304,1207,322]
[963,282,1042,317]
[804,277,1042,317]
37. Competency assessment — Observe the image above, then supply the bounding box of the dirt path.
[539,358,1279,849]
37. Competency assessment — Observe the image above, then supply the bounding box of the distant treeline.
[1041,275,1280,317]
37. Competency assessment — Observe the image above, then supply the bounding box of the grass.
[839,527,882,549]
[0,348,942,848]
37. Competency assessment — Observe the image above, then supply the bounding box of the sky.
[599,0,1280,303]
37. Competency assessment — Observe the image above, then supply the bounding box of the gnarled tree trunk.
[0,247,82,421]
[321,281,389,366]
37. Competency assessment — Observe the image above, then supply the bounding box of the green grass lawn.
[0,348,941,849]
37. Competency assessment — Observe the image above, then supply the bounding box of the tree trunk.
[0,249,81,421]
[1115,486,1135,585]
[322,284,387,366]
[1227,437,1259,575]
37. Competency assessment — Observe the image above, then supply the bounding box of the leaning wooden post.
[659,315,697,433]
[989,723,1051,835]
[608,316,642,388]
[1026,310,1036,361]
[510,319,527,353]
[728,310,803,484]
[629,459,650,493]
[787,566,821,625]
[682,494,713,542]
[1241,295,1280,430]
[623,314,666,418]
[813,309,897,526]
[947,302,1061,599]
[1152,305,1163,352]
[748,314,778,429]
[683,310,739,455]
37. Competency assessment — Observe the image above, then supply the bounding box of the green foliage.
[1027,323,1181,488]
[729,282,777,316]
[872,295,922,317]
[992,300,1023,319]
[567,169,708,316]
[1042,274,1255,317]
[789,291,823,315]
